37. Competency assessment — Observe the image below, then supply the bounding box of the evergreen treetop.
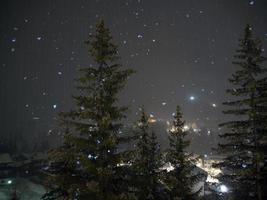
[165,105,202,200]
[217,24,267,200]
[42,19,134,200]
[131,108,163,200]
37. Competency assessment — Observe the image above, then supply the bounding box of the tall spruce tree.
[42,20,134,200]
[217,24,267,200]
[165,106,202,200]
[131,108,163,200]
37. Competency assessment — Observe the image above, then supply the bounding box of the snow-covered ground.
[0,177,46,200]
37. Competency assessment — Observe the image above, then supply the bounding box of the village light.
[7,180,12,184]
[183,125,189,131]
[219,184,228,193]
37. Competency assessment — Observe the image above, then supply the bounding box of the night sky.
[1,0,267,147]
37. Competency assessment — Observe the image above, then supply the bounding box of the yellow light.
[148,118,157,123]
[183,125,189,131]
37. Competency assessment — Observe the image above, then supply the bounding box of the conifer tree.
[165,106,202,200]
[42,19,134,200]
[216,24,267,200]
[131,108,163,200]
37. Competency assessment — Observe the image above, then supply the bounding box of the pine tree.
[131,108,163,200]
[42,19,134,200]
[256,72,267,200]
[164,106,202,200]
[216,24,267,200]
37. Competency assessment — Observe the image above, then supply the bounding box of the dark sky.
[0,0,267,145]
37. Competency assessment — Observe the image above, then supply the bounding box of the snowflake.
[249,1,254,5]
